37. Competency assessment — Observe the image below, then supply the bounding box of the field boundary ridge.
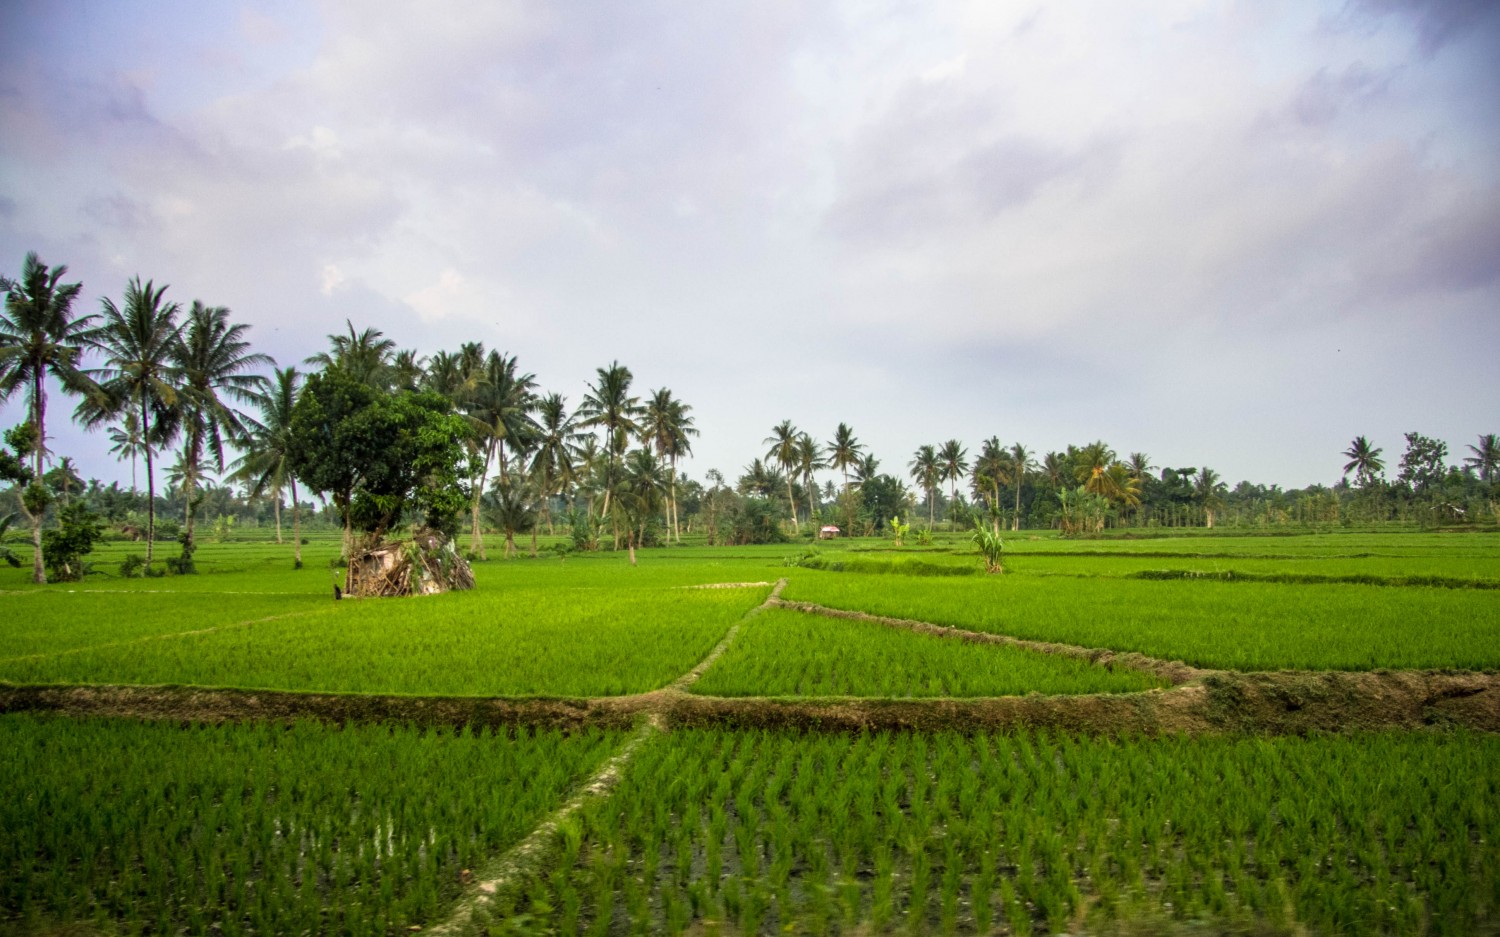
[770,597,1211,684]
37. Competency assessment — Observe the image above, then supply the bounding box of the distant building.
[818,525,841,539]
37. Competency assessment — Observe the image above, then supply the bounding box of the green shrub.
[41,502,103,582]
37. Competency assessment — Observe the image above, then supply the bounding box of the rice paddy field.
[2,526,1498,935]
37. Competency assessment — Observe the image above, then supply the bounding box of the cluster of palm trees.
[291,329,699,560]
[1342,434,1500,489]
[2,255,269,581]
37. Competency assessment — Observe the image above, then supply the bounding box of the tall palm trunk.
[786,477,798,531]
[669,456,680,543]
[136,396,159,567]
[182,435,201,549]
[291,478,302,568]
[28,373,46,583]
[470,438,497,559]
[1013,480,1022,532]
[272,493,282,543]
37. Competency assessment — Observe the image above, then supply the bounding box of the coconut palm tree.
[1,251,98,582]
[615,448,667,566]
[796,433,826,528]
[305,320,395,388]
[1008,442,1036,531]
[971,437,1007,533]
[1342,436,1384,489]
[463,351,537,556]
[172,301,272,548]
[1074,441,1118,497]
[938,439,969,527]
[1466,434,1499,483]
[485,474,538,560]
[529,392,584,534]
[108,410,146,496]
[642,388,698,542]
[764,419,802,531]
[853,453,881,487]
[577,361,642,530]
[229,366,303,566]
[79,278,184,568]
[1194,467,1227,528]
[827,423,864,495]
[909,444,941,528]
[390,349,425,392]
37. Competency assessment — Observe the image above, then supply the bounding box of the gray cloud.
[1,2,1497,490]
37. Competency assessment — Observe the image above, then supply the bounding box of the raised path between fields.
[1,578,1496,738]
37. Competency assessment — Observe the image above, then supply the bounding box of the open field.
[1,713,621,937]
[474,727,1500,937]
[780,569,1500,671]
[2,527,1498,934]
[691,607,1167,698]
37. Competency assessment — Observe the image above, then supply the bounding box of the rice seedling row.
[0,591,324,659]
[0,712,624,937]
[780,570,1500,671]
[480,728,1500,936]
[690,608,1165,698]
[0,586,768,697]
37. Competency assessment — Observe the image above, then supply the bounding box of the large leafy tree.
[0,252,98,582]
[79,278,184,568]
[642,387,697,542]
[908,444,940,527]
[1396,432,1448,496]
[287,370,471,573]
[172,301,271,549]
[1342,436,1385,489]
[230,366,304,566]
[764,420,803,531]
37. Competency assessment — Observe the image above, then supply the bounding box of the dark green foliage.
[40,500,103,581]
[1398,431,1449,495]
[287,370,471,540]
[859,473,907,531]
[165,530,197,575]
[118,552,145,578]
[729,497,788,545]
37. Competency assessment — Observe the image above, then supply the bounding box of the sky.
[2,0,1497,493]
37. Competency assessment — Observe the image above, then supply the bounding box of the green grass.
[691,607,1165,697]
[780,569,1500,671]
[0,585,768,696]
[0,712,623,937]
[0,590,323,659]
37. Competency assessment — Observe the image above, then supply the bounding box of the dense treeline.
[3,251,1498,581]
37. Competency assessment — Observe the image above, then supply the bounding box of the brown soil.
[4,669,1495,737]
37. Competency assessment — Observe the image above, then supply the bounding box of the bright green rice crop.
[0,591,322,659]
[0,585,768,696]
[690,607,1165,697]
[0,712,623,936]
[780,570,1500,671]
[485,728,1500,936]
